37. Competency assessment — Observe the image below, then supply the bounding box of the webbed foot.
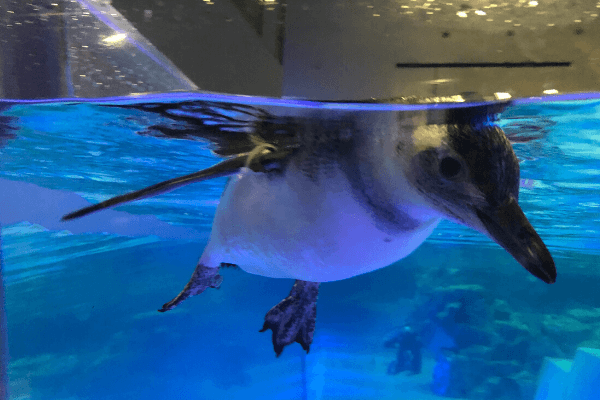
[158,263,222,312]
[260,280,320,357]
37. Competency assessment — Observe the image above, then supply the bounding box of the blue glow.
[2,91,600,112]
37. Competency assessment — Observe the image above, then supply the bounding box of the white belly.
[199,167,440,282]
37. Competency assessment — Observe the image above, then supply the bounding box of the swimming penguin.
[62,99,556,356]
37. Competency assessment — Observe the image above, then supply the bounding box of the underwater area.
[0,93,599,400]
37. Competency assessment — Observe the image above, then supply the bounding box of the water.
[0,93,599,399]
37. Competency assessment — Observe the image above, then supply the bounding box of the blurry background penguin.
[384,325,423,375]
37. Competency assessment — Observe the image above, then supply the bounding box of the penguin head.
[403,110,556,284]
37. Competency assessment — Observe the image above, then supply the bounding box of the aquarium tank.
[0,1,599,399]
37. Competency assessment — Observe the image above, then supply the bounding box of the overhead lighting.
[103,33,127,44]
[494,92,512,100]
[543,89,559,95]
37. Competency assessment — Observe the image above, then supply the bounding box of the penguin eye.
[440,157,462,179]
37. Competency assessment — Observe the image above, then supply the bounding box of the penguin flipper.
[260,280,320,357]
[61,155,248,221]
[61,148,291,221]
[105,101,300,157]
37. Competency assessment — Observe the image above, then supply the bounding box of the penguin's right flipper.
[61,155,247,221]
[61,148,292,221]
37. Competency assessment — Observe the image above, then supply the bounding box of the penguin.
[62,99,556,357]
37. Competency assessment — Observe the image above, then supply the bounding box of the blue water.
[1,94,599,399]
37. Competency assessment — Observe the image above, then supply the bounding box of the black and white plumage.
[63,99,555,356]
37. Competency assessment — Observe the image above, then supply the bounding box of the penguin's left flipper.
[260,280,320,357]
[61,148,291,221]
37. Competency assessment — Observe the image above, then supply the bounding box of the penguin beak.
[475,196,556,284]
